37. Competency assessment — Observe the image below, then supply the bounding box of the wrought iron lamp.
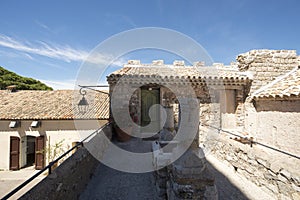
[78,85,109,114]
[78,87,89,114]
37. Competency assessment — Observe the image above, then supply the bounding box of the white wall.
[245,100,300,156]
[0,119,107,170]
[0,131,19,170]
[44,130,96,165]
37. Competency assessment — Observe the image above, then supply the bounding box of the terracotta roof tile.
[0,90,109,120]
[253,68,300,99]
[107,65,250,86]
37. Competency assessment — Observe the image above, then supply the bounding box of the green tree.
[0,66,53,90]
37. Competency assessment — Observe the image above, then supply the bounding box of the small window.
[31,121,40,128]
[9,121,19,128]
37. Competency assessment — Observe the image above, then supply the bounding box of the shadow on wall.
[254,99,300,112]
[206,160,249,200]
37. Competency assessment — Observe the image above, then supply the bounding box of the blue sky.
[0,0,299,89]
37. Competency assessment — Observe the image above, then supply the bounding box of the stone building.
[107,49,300,199]
[0,90,109,170]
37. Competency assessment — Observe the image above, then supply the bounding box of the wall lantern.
[78,87,89,114]
[77,85,109,114]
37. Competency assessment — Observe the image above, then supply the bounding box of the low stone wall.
[209,134,300,200]
[19,124,113,200]
[20,147,99,200]
[153,141,217,200]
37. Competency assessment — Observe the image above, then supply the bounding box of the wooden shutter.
[35,136,45,170]
[10,136,20,170]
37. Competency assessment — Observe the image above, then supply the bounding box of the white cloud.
[35,20,51,31]
[40,79,110,90]
[39,79,76,90]
[0,34,125,65]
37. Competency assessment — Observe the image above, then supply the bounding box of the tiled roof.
[253,67,300,99]
[107,65,251,85]
[0,90,109,120]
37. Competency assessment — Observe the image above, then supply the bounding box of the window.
[31,121,40,128]
[9,121,19,128]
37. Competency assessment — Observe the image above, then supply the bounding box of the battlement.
[125,59,210,68]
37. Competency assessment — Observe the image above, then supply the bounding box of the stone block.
[256,158,270,168]
[204,185,218,200]
[270,161,282,173]
[266,183,279,194]
[279,193,293,200]
[292,176,300,185]
[263,172,275,181]
[292,183,300,192]
[280,169,292,180]
[245,166,255,174]
[278,181,292,194]
[292,192,300,200]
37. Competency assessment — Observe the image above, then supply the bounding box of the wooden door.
[10,136,20,170]
[141,88,160,132]
[35,136,45,170]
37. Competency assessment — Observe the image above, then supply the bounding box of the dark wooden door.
[10,136,20,170]
[141,88,160,131]
[35,136,45,170]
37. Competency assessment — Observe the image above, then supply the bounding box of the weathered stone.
[278,193,293,200]
[268,169,277,177]
[292,176,300,186]
[256,158,270,168]
[292,192,300,200]
[245,166,255,174]
[278,181,292,194]
[225,155,233,161]
[204,185,218,200]
[239,153,248,161]
[280,169,292,180]
[266,183,279,194]
[270,161,282,173]
[278,174,288,183]
[20,147,99,200]
[248,159,257,166]
[292,183,300,192]
[253,169,264,178]
[264,172,275,180]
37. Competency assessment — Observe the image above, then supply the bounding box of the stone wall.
[209,133,300,200]
[153,141,217,200]
[20,147,99,200]
[199,103,220,145]
[236,49,299,95]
